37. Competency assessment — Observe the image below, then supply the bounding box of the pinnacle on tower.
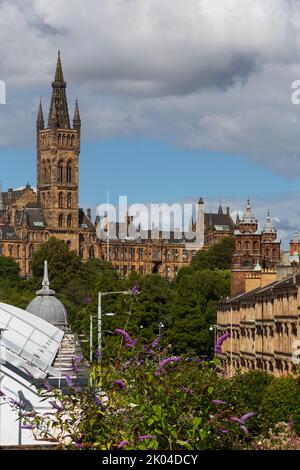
[218,196,223,215]
[47,51,70,129]
[37,99,44,131]
[0,182,5,212]
[37,260,55,296]
[73,98,81,131]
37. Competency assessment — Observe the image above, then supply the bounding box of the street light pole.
[98,292,102,364]
[90,314,93,363]
[96,289,137,367]
[209,325,218,357]
[0,328,8,446]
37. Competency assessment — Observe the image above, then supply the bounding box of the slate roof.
[220,274,300,306]
[18,207,47,229]
[0,225,19,240]
[79,209,95,230]
[204,212,235,231]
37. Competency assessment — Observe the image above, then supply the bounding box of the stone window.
[67,192,72,208]
[66,161,72,183]
[67,214,72,227]
[57,160,63,183]
[58,214,64,227]
[58,192,63,208]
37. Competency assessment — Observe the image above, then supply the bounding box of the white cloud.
[1,0,300,176]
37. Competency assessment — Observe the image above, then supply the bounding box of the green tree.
[166,269,231,355]
[30,237,82,292]
[192,237,235,271]
[0,256,20,280]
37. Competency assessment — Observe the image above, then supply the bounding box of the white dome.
[26,261,68,331]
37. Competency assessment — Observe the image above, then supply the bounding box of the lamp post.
[89,312,116,363]
[209,325,218,357]
[97,289,138,365]
[0,328,8,446]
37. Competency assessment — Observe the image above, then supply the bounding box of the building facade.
[217,274,300,377]
[231,200,281,295]
[0,53,235,279]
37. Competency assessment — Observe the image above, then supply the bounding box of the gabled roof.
[79,209,95,230]
[204,212,235,231]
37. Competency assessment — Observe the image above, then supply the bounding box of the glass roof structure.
[0,302,64,379]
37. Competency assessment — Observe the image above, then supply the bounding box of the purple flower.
[151,336,161,349]
[214,332,230,354]
[72,364,79,374]
[115,329,138,349]
[212,399,227,405]
[159,356,181,369]
[118,440,129,449]
[73,354,84,365]
[92,392,102,406]
[65,375,73,387]
[42,382,52,392]
[241,412,256,422]
[155,356,181,375]
[138,435,156,442]
[230,417,244,425]
[49,400,64,412]
[22,422,34,430]
[180,387,193,396]
[95,348,101,358]
[240,425,249,434]
[114,380,126,390]
[131,284,140,296]
[83,294,91,306]
[288,418,295,429]
[9,399,25,409]
[220,428,229,433]
[75,386,82,394]
[230,412,255,434]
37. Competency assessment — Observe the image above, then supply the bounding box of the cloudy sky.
[1,0,300,247]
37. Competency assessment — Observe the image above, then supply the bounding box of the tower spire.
[37,98,44,131]
[37,260,55,296]
[73,98,81,132]
[47,51,70,129]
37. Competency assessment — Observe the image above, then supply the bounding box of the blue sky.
[2,138,300,210]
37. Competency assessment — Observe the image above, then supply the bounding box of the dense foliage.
[0,237,233,358]
[6,338,300,451]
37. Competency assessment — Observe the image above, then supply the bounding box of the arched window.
[89,246,95,259]
[67,192,72,208]
[58,192,63,208]
[66,240,71,249]
[57,160,63,183]
[29,245,34,258]
[67,214,72,227]
[66,161,72,183]
[58,214,64,227]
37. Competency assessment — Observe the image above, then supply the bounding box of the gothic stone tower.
[37,52,81,251]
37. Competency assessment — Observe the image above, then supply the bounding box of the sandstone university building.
[0,53,234,279]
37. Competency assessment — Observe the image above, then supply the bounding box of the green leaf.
[192,417,202,427]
